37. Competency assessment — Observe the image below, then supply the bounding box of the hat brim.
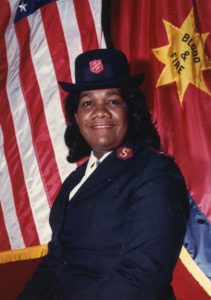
[59,73,144,92]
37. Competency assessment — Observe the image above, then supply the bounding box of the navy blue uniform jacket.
[19,143,189,300]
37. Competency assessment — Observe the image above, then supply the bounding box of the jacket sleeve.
[17,241,64,300]
[90,159,189,300]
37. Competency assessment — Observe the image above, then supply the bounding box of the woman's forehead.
[79,88,122,98]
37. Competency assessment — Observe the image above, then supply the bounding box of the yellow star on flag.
[152,8,211,104]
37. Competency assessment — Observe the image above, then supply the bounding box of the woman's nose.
[92,104,111,118]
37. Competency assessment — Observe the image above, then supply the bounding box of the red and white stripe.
[0,0,105,254]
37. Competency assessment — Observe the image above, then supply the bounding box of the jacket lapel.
[51,161,88,239]
[54,162,87,214]
[62,162,87,196]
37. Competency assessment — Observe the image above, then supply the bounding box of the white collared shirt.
[69,151,111,201]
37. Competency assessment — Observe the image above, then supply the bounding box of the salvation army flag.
[110,0,211,299]
[0,0,105,263]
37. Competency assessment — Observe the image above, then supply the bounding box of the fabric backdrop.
[1,1,211,299]
[110,1,211,299]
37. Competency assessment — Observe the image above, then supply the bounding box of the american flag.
[0,0,106,262]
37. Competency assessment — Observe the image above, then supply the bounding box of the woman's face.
[75,88,128,159]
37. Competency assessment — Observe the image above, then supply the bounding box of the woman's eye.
[81,100,92,107]
[107,99,121,106]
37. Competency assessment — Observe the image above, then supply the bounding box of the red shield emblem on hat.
[89,59,104,74]
[117,147,133,160]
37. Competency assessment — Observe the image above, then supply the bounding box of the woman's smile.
[91,123,113,129]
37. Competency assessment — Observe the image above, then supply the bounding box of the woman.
[19,49,189,300]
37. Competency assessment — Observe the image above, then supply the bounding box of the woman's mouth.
[92,124,113,129]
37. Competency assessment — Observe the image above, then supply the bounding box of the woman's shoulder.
[131,144,184,180]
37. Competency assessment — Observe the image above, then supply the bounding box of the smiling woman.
[18,49,189,300]
[75,88,128,158]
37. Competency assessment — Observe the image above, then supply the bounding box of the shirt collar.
[86,151,112,173]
